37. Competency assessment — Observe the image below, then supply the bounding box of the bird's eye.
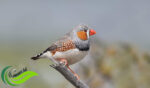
[84,30,87,32]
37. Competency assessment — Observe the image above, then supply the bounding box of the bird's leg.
[56,58,80,80]
[66,65,80,80]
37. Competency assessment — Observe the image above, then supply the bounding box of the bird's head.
[73,24,96,41]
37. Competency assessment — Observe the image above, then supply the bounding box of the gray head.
[70,24,96,51]
[71,24,96,41]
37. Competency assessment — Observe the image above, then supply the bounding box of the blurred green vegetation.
[0,38,150,88]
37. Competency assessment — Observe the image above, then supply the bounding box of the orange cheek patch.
[77,31,87,40]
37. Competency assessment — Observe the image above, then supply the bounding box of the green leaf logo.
[1,66,38,86]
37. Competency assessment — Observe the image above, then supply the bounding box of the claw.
[74,73,80,80]
[56,58,68,66]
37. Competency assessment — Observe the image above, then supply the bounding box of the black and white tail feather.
[31,49,50,60]
[31,50,58,64]
[31,52,44,60]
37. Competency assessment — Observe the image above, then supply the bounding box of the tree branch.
[50,63,89,88]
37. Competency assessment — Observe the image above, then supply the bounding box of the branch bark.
[50,63,89,88]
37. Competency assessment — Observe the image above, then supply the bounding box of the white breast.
[52,49,88,65]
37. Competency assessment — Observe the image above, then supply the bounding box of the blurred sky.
[0,0,150,50]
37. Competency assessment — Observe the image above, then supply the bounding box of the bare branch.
[50,63,89,88]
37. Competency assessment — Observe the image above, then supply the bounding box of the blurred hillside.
[73,39,150,88]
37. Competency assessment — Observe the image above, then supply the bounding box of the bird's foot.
[56,58,80,80]
[74,73,80,80]
[67,65,80,80]
[56,58,68,66]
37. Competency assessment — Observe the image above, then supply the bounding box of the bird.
[31,24,96,80]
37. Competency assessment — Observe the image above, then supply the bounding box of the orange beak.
[89,29,96,36]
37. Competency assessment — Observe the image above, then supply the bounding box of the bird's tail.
[31,50,51,60]
[31,52,44,60]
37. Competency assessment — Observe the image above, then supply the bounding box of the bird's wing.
[44,36,76,55]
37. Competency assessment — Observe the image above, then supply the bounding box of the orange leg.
[66,65,80,80]
[56,58,80,80]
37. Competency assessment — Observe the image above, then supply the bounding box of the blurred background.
[0,0,150,88]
